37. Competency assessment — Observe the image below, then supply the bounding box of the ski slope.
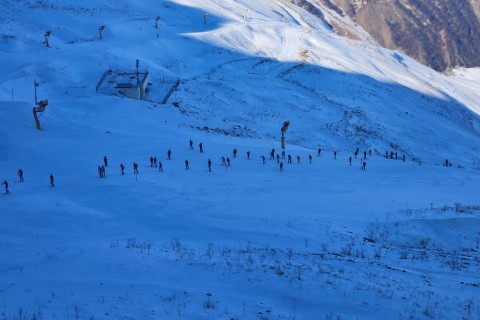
[0,0,479,319]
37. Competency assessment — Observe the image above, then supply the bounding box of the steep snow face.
[0,1,479,320]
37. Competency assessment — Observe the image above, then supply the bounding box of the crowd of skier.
[1,138,436,195]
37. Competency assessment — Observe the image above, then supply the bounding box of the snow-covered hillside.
[0,0,479,319]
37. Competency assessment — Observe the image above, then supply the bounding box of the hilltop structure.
[96,67,151,101]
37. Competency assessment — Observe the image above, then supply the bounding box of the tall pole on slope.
[99,25,105,40]
[34,80,39,105]
[44,31,51,48]
[136,59,140,86]
[281,120,290,150]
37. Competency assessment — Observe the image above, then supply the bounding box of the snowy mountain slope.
[0,0,479,319]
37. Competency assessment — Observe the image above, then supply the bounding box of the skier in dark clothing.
[364,151,367,159]
[98,166,102,178]
[226,157,231,166]
[120,163,125,175]
[185,160,189,170]
[349,156,352,165]
[150,156,154,167]
[101,165,106,177]
[208,158,212,171]
[297,155,300,164]
[221,156,226,166]
[1,180,9,194]
[288,154,292,164]
[309,155,312,164]
[317,147,322,156]
[159,162,163,172]
[276,154,280,163]
[18,169,24,182]
[133,162,139,174]
[247,151,250,160]
[281,150,285,159]
[49,174,54,187]
[167,149,171,160]
[270,148,275,160]
[361,162,366,171]
[233,148,237,158]
[403,155,406,162]
[103,156,108,167]
[334,151,337,159]
[189,139,193,150]
[262,155,266,164]
[199,143,203,153]
[280,161,284,171]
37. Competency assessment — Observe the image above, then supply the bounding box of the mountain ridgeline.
[295,0,480,72]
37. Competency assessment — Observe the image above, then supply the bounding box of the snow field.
[0,0,479,319]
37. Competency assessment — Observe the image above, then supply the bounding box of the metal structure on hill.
[281,120,290,149]
[33,80,48,130]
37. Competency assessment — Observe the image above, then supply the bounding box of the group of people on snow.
[3,138,420,195]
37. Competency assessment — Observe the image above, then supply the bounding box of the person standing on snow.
[309,155,312,164]
[233,148,237,158]
[1,180,9,194]
[150,156,154,167]
[247,151,250,160]
[189,139,193,150]
[167,149,172,160]
[317,147,322,157]
[362,161,367,171]
[159,162,163,172]
[208,158,212,171]
[185,160,189,170]
[270,148,275,160]
[133,162,139,174]
[120,163,125,175]
[199,142,203,153]
[280,161,283,172]
[349,157,352,165]
[49,174,55,187]
[17,169,24,182]
[103,156,108,167]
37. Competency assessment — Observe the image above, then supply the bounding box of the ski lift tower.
[99,25,105,40]
[44,31,51,47]
[281,120,290,149]
[33,80,48,130]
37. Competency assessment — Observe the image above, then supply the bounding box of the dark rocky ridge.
[295,0,480,72]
